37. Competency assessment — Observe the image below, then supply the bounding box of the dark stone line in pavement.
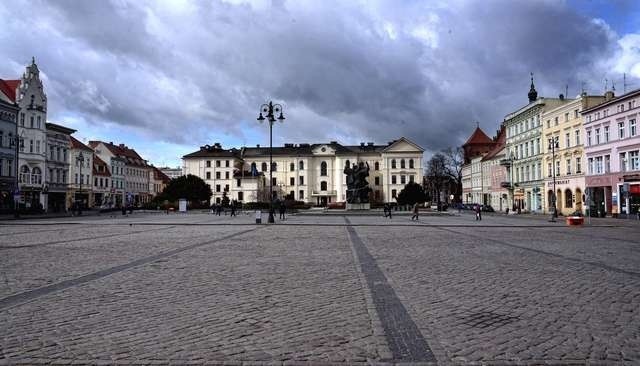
[436,226,640,278]
[344,217,435,362]
[0,228,259,311]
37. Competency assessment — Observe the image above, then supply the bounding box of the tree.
[442,147,464,202]
[424,153,448,208]
[397,182,427,206]
[160,174,212,205]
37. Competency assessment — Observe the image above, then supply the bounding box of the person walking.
[411,202,419,221]
[279,201,286,220]
[383,203,388,218]
[216,203,222,216]
[475,204,482,221]
[230,202,236,217]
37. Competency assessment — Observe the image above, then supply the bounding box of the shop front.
[545,177,585,216]
[585,173,617,217]
[618,174,640,218]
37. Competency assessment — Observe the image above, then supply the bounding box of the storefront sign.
[547,179,570,186]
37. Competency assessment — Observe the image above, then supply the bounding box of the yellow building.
[541,94,605,215]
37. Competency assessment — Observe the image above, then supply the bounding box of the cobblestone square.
[1,212,639,365]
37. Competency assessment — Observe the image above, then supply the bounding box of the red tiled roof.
[92,154,112,177]
[89,140,148,167]
[0,79,20,102]
[153,166,171,183]
[463,127,494,146]
[70,136,93,151]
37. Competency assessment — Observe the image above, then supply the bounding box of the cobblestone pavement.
[0,212,639,365]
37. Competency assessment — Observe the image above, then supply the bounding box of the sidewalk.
[459,209,640,227]
[0,209,101,221]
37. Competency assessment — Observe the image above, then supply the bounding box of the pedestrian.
[216,204,222,216]
[383,203,388,218]
[411,202,419,221]
[279,201,286,220]
[230,202,236,217]
[475,204,482,221]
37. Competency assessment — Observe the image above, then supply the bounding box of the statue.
[344,161,371,204]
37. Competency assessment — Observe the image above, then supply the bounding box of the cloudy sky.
[1,0,639,167]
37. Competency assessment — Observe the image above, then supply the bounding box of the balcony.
[500,159,512,167]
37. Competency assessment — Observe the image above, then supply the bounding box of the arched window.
[409,159,414,169]
[20,165,30,183]
[299,161,304,170]
[271,162,277,172]
[290,162,295,171]
[374,162,379,170]
[565,189,573,208]
[251,162,257,173]
[320,181,327,191]
[391,159,396,169]
[400,159,405,169]
[32,167,42,185]
[261,162,267,172]
[320,161,327,176]
[547,190,554,210]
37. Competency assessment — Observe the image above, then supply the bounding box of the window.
[595,128,600,144]
[30,115,34,128]
[604,126,610,142]
[537,162,541,180]
[29,140,33,153]
[299,190,304,200]
[630,151,640,171]
[565,189,573,208]
[94,177,98,187]
[410,175,415,183]
[554,117,558,126]
[525,166,530,181]
[587,130,592,146]
[49,146,54,160]
[631,119,637,136]
[595,156,603,174]
[320,181,327,191]
[400,175,406,184]
[409,159,414,169]
[215,171,220,179]
[225,160,229,167]
[236,179,241,187]
[271,162,277,172]
[216,160,221,167]
[225,171,229,179]
[536,139,540,155]
[320,161,327,176]
[215,184,221,192]
[299,161,304,170]
[375,176,380,185]
[574,109,579,119]
[400,159,405,169]
[566,159,572,175]
[620,152,627,172]
[565,113,569,122]
[261,162,267,172]
[391,159,396,169]
[392,189,397,199]
[290,177,295,186]
[290,162,295,171]
[374,162,379,170]
[546,120,550,128]
[206,172,211,180]
[206,160,211,167]
[20,113,24,126]
[565,133,570,148]
[391,175,397,184]
[547,163,552,177]
[576,157,582,173]
[619,122,625,139]
[605,155,610,173]
[588,158,593,175]
[37,115,41,128]
[524,142,529,157]
[299,176,304,185]
[31,167,42,184]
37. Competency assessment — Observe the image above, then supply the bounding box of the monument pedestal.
[346,203,370,210]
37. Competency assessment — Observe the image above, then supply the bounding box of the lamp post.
[76,151,85,216]
[10,132,23,218]
[548,136,559,222]
[507,151,516,213]
[257,101,285,223]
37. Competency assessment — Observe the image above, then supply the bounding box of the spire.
[32,56,35,65]
[528,72,538,102]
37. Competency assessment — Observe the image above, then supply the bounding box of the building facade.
[461,126,497,205]
[583,88,640,217]
[92,154,113,208]
[504,78,568,213]
[159,167,182,180]
[45,123,74,212]
[481,126,508,212]
[182,138,424,206]
[150,166,171,198]
[541,94,606,215]
[0,83,19,212]
[68,136,93,209]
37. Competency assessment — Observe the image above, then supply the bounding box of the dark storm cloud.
[0,0,635,158]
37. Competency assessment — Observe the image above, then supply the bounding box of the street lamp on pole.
[10,132,24,218]
[548,136,559,222]
[77,151,85,216]
[257,101,285,224]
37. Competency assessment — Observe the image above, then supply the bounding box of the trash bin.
[255,210,262,224]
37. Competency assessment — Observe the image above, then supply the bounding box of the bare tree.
[442,147,464,202]
[424,153,448,209]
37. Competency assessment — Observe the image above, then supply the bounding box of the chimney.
[559,94,565,100]
[109,142,113,145]
[256,144,260,148]
[604,90,615,101]
[119,144,125,148]
[360,142,365,147]
[367,142,374,146]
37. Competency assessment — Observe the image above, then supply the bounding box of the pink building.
[583,88,640,217]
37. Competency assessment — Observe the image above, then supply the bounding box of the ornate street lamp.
[76,151,85,216]
[257,101,285,223]
[548,136,559,222]
[10,132,24,218]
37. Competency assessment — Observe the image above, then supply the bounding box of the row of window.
[514,163,543,183]
[18,166,42,185]
[48,168,67,184]
[19,112,43,130]
[546,158,583,177]
[545,110,580,129]
[507,115,541,138]
[587,151,640,175]
[0,130,16,148]
[19,138,46,154]
[587,99,638,122]
[512,139,541,159]
[586,119,637,146]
